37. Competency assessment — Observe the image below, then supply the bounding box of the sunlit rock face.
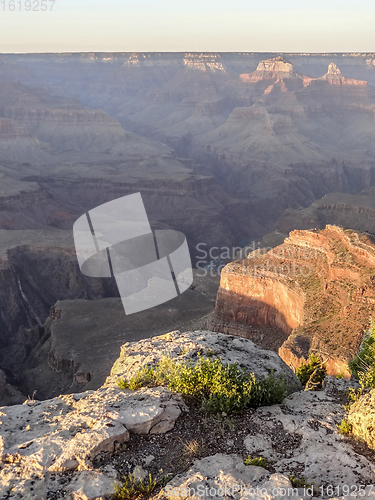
[317,62,368,86]
[212,225,375,378]
[183,53,226,72]
[240,56,300,82]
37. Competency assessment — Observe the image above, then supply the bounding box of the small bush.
[349,317,375,389]
[336,373,344,379]
[288,475,315,490]
[296,353,326,390]
[345,386,363,406]
[117,356,287,415]
[244,455,267,468]
[337,418,352,435]
[114,472,159,500]
[114,471,173,500]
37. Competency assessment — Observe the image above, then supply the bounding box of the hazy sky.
[0,0,375,53]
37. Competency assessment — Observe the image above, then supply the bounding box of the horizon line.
[2,51,375,56]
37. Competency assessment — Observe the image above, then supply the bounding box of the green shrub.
[349,317,375,389]
[288,475,315,490]
[336,373,344,379]
[296,353,326,390]
[337,418,352,435]
[244,455,267,468]
[346,386,362,404]
[117,355,287,415]
[114,471,173,500]
[114,472,160,500]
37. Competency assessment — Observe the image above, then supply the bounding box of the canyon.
[1,53,375,402]
[1,51,375,498]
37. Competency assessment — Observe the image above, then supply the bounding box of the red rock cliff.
[212,225,375,378]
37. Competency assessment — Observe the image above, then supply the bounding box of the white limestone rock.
[0,386,184,497]
[66,471,116,500]
[105,330,301,394]
[156,453,305,500]
[244,378,375,488]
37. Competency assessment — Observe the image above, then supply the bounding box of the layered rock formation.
[239,56,301,82]
[0,81,130,153]
[0,174,81,230]
[212,225,375,377]
[0,117,51,162]
[0,230,119,404]
[0,79,251,252]
[183,53,226,73]
[2,54,375,252]
[274,191,375,236]
[318,62,368,86]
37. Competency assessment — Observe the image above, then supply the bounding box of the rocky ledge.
[105,330,301,394]
[1,330,374,499]
[0,330,297,498]
[211,225,375,377]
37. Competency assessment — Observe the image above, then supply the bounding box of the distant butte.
[240,56,300,82]
[239,57,368,87]
[316,62,368,86]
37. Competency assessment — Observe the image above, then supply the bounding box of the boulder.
[105,330,302,394]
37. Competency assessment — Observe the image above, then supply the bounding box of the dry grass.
[180,438,204,458]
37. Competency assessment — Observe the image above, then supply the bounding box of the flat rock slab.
[0,469,117,500]
[157,451,375,500]
[0,386,183,498]
[105,330,302,394]
[66,470,116,500]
